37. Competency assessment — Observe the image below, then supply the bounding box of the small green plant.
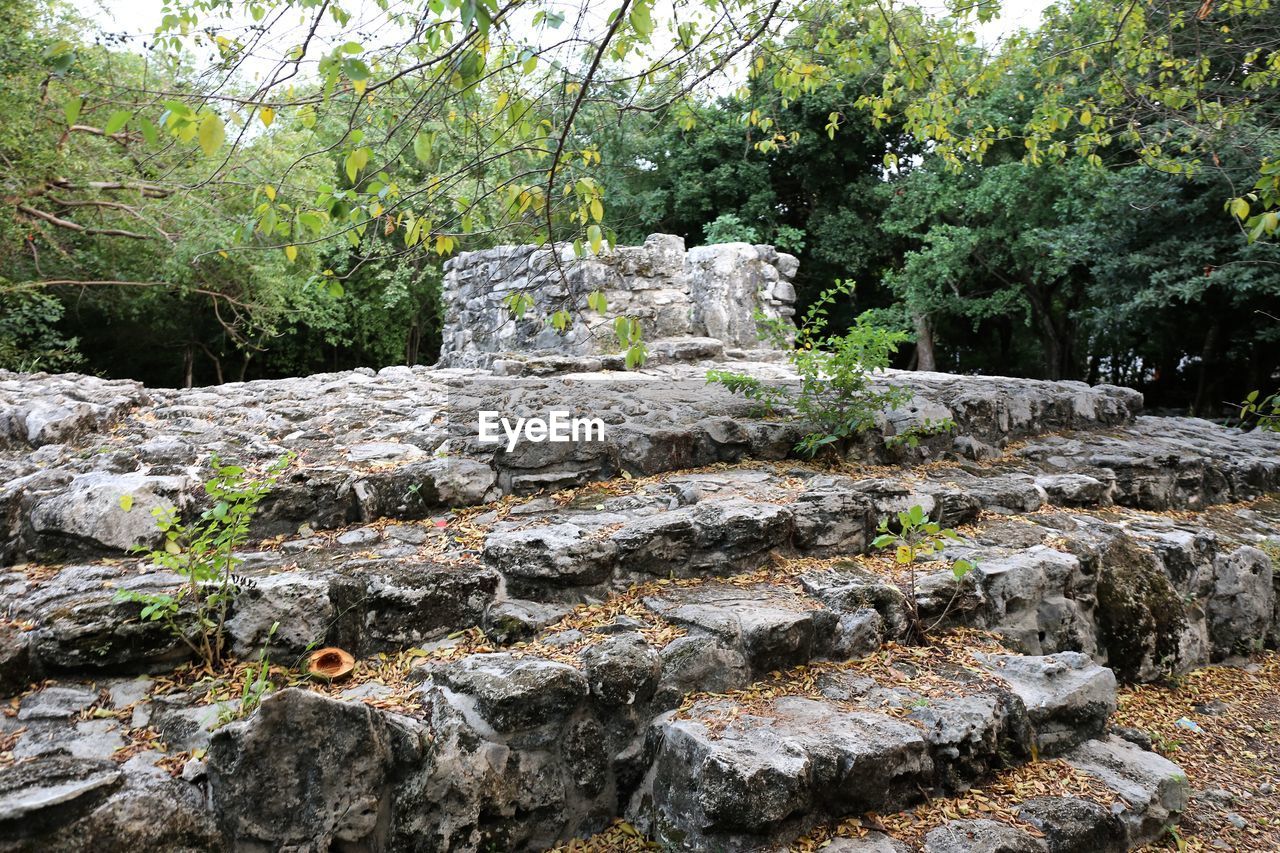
[884,417,956,450]
[708,280,911,457]
[1239,390,1280,431]
[773,225,806,254]
[872,504,975,643]
[613,315,648,369]
[219,621,279,725]
[116,453,294,669]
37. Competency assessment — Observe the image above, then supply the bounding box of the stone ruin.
[438,234,798,369]
[0,236,1279,852]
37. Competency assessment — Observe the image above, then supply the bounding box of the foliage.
[703,213,760,245]
[708,280,910,457]
[871,504,975,643]
[883,418,956,451]
[0,0,1275,405]
[1240,390,1280,432]
[116,454,294,668]
[218,622,280,725]
[0,286,81,372]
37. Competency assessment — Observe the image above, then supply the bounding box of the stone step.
[14,362,1280,567]
[622,642,1118,851]
[805,734,1188,852]
[5,487,1275,694]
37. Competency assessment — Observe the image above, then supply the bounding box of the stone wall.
[437,234,798,367]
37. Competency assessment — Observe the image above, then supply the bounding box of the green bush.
[703,212,760,245]
[708,280,912,457]
[0,287,82,373]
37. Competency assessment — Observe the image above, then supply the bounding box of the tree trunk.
[1192,321,1222,417]
[182,345,194,389]
[912,312,937,372]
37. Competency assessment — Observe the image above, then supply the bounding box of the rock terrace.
[2,348,1279,851]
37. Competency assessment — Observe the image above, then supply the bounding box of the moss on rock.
[1095,535,1188,682]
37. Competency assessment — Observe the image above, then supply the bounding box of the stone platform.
[0,357,1277,851]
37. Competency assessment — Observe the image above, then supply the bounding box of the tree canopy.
[1,0,1277,412]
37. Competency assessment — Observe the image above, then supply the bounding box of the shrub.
[703,212,760,244]
[708,279,913,457]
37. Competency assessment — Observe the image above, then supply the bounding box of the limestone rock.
[430,653,588,732]
[975,652,1117,755]
[1064,736,1189,846]
[208,688,423,850]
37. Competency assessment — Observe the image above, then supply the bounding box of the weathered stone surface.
[429,653,588,732]
[975,652,1116,755]
[437,235,798,368]
[643,584,830,673]
[581,633,661,707]
[7,564,195,674]
[653,635,752,706]
[1206,546,1274,657]
[0,756,219,852]
[922,819,1047,852]
[3,343,1231,569]
[0,373,147,450]
[482,598,571,644]
[1064,736,1189,847]
[27,472,190,555]
[1016,796,1127,853]
[483,523,617,590]
[1090,534,1199,682]
[634,697,933,850]
[208,688,423,850]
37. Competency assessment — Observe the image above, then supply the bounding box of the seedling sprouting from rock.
[115,453,295,669]
[872,504,975,643]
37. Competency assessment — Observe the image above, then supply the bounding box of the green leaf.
[871,533,897,549]
[63,96,83,126]
[198,112,225,156]
[1230,197,1251,221]
[413,131,434,164]
[629,1,654,37]
[586,290,607,313]
[138,117,159,145]
[587,224,603,254]
[103,110,131,134]
[345,147,370,182]
[343,58,371,81]
[118,494,134,512]
[624,341,648,369]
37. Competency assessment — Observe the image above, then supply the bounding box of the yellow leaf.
[259,106,275,127]
[197,112,225,156]
[284,245,298,262]
[264,185,276,201]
